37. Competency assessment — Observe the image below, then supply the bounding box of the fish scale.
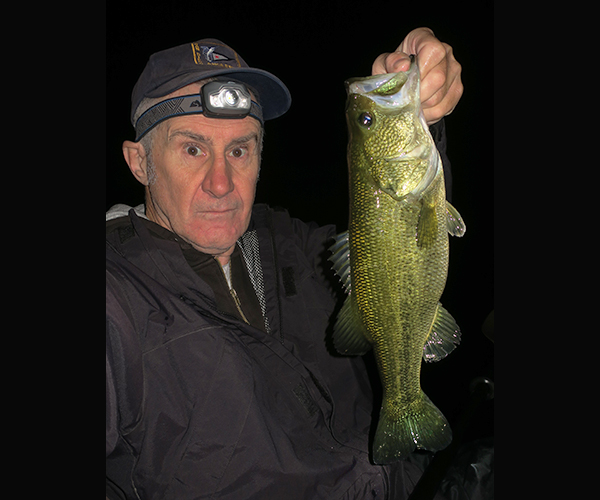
[329,58,466,464]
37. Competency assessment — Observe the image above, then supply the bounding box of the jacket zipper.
[229,286,250,325]
[217,258,251,326]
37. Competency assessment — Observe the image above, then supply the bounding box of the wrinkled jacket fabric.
[107,205,389,499]
[106,122,452,500]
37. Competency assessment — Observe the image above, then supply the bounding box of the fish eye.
[358,112,374,128]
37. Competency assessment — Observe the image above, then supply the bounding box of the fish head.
[345,59,435,200]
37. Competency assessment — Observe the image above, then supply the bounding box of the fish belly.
[349,162,452,463]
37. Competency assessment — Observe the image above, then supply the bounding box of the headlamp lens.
[224,89,239,106]
[202,81,252,117]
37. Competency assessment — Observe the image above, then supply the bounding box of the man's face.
[143,110,262,263]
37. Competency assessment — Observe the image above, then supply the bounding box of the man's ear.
[122,140,150,186]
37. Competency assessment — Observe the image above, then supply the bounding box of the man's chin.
[179,212,251,258]
[182,226,240,258]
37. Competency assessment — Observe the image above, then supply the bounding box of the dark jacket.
[106,122,451,500]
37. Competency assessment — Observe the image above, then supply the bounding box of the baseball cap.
[130,38,292,127]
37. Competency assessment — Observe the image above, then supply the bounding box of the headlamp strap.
[134,94,263,142]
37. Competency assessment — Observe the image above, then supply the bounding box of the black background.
[107,0,494,442]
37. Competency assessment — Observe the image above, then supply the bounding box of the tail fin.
[372,392,452,464]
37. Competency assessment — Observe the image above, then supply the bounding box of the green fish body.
[329,58,466,464]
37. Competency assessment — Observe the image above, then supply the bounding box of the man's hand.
[372,27,463,125]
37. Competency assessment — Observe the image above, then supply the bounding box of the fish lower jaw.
[379,185,420,203]
[379,186,405,202]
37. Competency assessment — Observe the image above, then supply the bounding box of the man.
[106,27,463,499]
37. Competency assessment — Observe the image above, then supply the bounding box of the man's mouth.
[197,207,237,217]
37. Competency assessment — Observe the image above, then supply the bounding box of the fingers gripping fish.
[329,56,466,464]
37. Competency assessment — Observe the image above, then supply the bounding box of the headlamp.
[201,81,252,118]
[134,80,263,142]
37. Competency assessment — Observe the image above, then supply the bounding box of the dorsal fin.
[328,231,351,293]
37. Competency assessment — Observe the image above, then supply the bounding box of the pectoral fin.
[446,202,466,237]
[416,198,438,249]
[422,302,462,362]
[332,295,372,356]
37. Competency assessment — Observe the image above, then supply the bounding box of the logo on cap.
[203,46,231,63]
[191,42,237,67]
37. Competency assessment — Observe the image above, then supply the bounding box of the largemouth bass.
[329,57,466,464]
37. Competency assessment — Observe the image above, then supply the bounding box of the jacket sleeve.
[106,328,119,457]
[105,266,145,458]
[429,118,453,202]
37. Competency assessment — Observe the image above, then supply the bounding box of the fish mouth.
[346,72,403,94]
[345,61,418,108]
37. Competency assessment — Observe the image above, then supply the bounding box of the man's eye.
[185,145,203,157]
[229,147,247,158]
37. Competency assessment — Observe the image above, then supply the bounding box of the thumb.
[372,50,412,75]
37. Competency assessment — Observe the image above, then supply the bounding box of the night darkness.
[107,0,494,443]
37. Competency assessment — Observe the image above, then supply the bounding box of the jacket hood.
[106,203,147,221]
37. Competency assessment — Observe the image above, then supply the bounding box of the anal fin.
[423,302,461,362]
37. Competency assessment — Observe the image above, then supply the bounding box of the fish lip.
[345,66,414,95]
[345,65,418,108]
[346,73,398,94]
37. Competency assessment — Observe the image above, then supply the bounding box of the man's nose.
[201,156,234,198]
